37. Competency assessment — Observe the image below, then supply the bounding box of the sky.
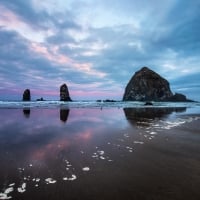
[0,0,200,101]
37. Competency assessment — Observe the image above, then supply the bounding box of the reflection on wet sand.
[1,107,200,200]
[124,107,186,125]
[22,108,70,122]
[60,109,70,122]
[23,109,30,118]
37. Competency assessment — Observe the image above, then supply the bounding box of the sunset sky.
[0,0,200,101]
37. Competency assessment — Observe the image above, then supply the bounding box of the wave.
[0,100,199,109]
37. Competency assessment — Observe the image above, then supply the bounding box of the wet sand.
[0,108,200,200]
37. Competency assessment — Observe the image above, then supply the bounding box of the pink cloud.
[0,5,19,26]
[31,89,58,97]
[0,5,46,42]
[30,42,107,78]
[71,90,123,100]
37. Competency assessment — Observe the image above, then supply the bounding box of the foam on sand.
[134,141,144,144]
[17,183,26,193]
[0,187,14,199]
[82,167,90,171]
[45,178,57,184]
[0,193,12,200]
[63,174,77,181]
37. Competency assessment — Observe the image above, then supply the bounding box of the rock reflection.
[60,109,70,122]
[23,109,30,118]
[124,107,186,126]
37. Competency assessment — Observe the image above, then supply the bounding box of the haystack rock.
[123,66,193,102]
[23,89,31,101]
[60,83,72,101]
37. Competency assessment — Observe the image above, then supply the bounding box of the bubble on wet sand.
[134,141,144,144]
[63,174,77,181]
[8,184,15,187]
[97,150,104,155]
[45,178,57,184]
[124,133,129,138]
[17,183,26,193]
[82,167,90,171]
[0,192,12,200]
[35,178,40,182]
[126,146,133,152]
[4,188,13,195]
[150,132,157,135]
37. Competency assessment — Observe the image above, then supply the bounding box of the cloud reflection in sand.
[1,106,200,199]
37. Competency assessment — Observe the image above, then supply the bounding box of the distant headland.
[22,67,194,102]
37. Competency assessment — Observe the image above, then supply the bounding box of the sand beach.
[0,104,200,200]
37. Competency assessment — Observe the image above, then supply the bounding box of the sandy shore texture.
[0,110,200,200]
[62,116,200,200]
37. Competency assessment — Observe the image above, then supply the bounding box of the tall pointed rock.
[123,67,173,101]
[60,83,72,101]
[23,89,31,101]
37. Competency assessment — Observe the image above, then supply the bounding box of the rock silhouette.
[124,107,187,125]
[166,93,188,102]
[23,109,30,118]
[60,109,70,122]
[23,89,31,101]
[123,67,192,102]
[60,83,72,101]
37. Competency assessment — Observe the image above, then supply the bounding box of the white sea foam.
[8,184,15,187]
[100,156,105,160]
[17,183,26,193]
[35,178,40,182]
[150,132,157,135]
[97,151,104,155]
[45,178,56,184]
[0,100,198,109]
[82,167,90,171]
[125,146,133,152]
[92,150,111,161]
[63,174,77,181]
[18,168,24,171]
[0,193,12,200]
[4,188,13,194]
[124,133,129,138]
[134,141,144,144]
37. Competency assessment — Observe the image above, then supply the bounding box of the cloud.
[0,0,200,101]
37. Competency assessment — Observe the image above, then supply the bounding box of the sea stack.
[123,66,193,102]
[123,67,173,101]
[60,83,72,101]
[23,89,31,101]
